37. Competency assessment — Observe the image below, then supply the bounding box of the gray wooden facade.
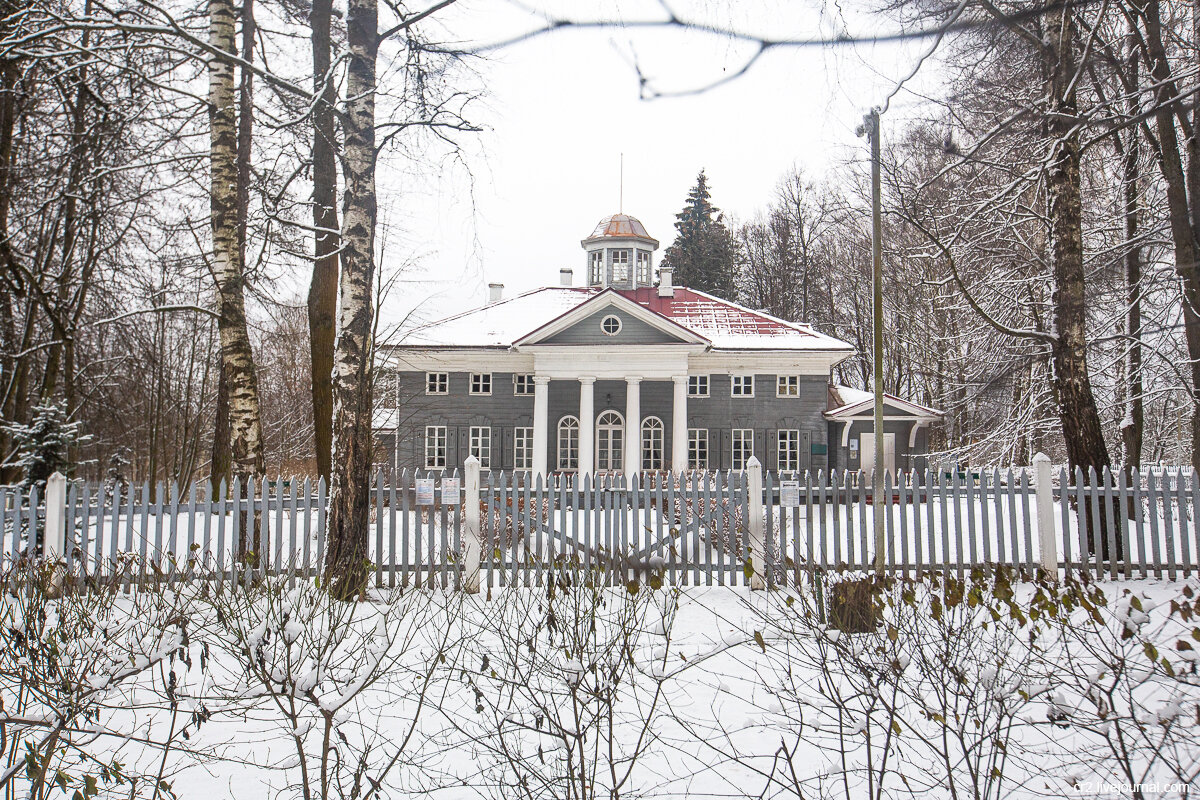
[377,370,833,473]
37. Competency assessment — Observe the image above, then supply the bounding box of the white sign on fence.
[414,478,435,505]
[441,477,461,504]
[780,480,800,507]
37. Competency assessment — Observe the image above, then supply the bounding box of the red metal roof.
[616,287,810,337]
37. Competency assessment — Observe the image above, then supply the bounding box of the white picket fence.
[2,454,1197,591]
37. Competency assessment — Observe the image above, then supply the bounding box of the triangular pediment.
[514,290,709,347]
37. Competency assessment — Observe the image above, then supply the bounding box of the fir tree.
[3,403,87,488]
[660,170,738,299]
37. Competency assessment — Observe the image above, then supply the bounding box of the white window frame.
[688,428,708,470]
[469,426,491,469]
[600,315,623,336]
[424,425,447,469]
[641,417,664,471]
[778,429,800,472]
[589,251,604,284]
[732,428,754,471]
[513,374,534,396]
[731,375,755,398]
[611,249,631,283]
[777,375,800,398]
[470,372,492,396]
[557,416,580,471]
[688,375,710,397]
[514,427,533,471]
[635,250,652,285]
[425,372,448,395]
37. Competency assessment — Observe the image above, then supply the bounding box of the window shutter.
[445,426,458,469]
[492,427,503,469]
[720,430,732,470]
[766,430,777,472]
[503,428,514,470]
[458,426,470,468]
[800,431,812,471]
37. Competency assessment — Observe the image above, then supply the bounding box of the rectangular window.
[732,429,754,471]
[731,375,755,397]
[470,373,492,395]
[469,426,491,469]
[636,250,652,285]
[425,372,448,395]
[425,426,447,469]
[777,375,800,397]
[688,375,709,397]
[611,249,630,283]
[513,374,534,396]
[514,427,533,471]
[778,429,800,472]
[688,428,708,470]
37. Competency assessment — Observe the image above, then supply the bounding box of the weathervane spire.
[619,153,624,213]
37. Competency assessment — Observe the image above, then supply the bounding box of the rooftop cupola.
[581,213,659,290]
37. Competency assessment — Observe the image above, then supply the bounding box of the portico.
[528,367,692,478]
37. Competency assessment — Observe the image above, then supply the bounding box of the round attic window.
[600,315,622,336]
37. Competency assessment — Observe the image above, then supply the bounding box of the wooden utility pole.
[862,108,886,576]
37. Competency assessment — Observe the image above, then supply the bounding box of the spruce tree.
[3,403,87,488]
[660,170,738,299]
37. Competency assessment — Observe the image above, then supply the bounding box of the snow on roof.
[395,285,854,352]
[399,287,594,347]
[826,384,943,418]
[636,287,853,351]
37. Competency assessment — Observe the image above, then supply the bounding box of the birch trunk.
[323,0,377,600]
[309,0,339,481]
[209,0,265,554]
[1043,0,1110,476]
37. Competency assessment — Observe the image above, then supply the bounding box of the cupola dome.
[582,213,659,289]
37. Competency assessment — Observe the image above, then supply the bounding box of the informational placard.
[414,478,435,505]
[440,477,461,505]
[779,480,801,508]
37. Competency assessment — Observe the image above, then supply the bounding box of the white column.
[624,377,641,478]
[532,376,550,477]
[672,375,688,474]
[579,377,595,478]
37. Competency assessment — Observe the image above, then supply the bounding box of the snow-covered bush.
[0,561,211,799]
[450,576,682,800]
[1030,575,1200,796]
[692,569,1062,799]
[202,579,467,799]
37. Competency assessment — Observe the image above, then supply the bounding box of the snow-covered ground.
[4,574,1200,799]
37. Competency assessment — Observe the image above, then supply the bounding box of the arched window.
[596,410,624,473]
[641,417,664,471]
[557,416,579,471]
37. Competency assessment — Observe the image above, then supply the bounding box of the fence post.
[43,472,67,563]
[747,457,766,590]
[463,456,481,594]
[1034,452,1057,575]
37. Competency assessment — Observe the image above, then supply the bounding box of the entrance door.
[859,432,896,475]
[596,411,624,473]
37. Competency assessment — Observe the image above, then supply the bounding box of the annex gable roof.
[514,289,708,347]
[824,384,943,420]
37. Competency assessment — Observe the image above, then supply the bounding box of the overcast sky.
[372,0,938,334]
